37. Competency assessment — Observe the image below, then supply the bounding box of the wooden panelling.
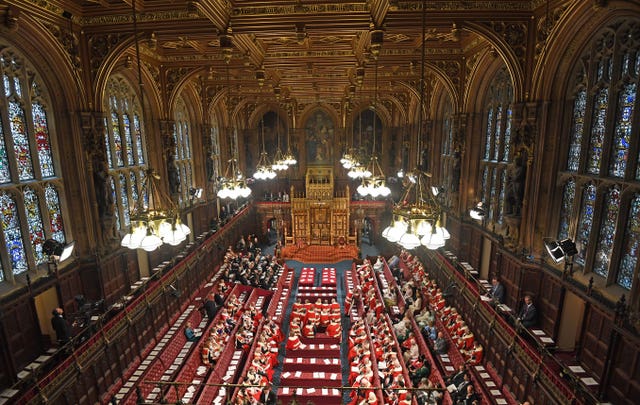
[580,306,612,378]
[538,275,563,334]
[606,334,640,404]
[3,296,41,369]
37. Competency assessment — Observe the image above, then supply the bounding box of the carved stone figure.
[505,153,526,216]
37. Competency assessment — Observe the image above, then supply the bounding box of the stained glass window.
[129,171,138,205]
[567,88,586,172]
[503,108,512,162]
[608,83,635,177]
[479,67,514,229]
[586,88,608,175]
[134,114,145,165]
[559,21,640,289]
[9,101,34,180]
[493,105,503,161]
[110,177,120,231]
[45,184,65,243]
[558,179,576,241]
[484,108,493,161]
[593,186,620,278]
[24,187,46,265]
[122,114,135,166]
[110,112,124,167]
[575,184,596,266]
[497,171,506,224]
[0,192,28,275]
[104,76,147,231]
[31,102,55,177]
[489,168,498,221]
[119,173,130,227]
[0,114,10,183]
[173,98,195,207]
[617,194,640,289]
[0,48,67,281]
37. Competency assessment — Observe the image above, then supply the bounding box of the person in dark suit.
[457,384,480,405]
[517,294,537,328]
[203,294,217,321]
[51,307,71,345]
[450,373,472,402]
[446,364,468,387]
[488,276,505,304]
[259,384,277,405]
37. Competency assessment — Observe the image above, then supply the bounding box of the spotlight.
[469,202,485,220]
[43,239,75,263]
[189,187,203,199]
[543,238,577,263]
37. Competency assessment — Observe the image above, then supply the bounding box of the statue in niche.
[93,154,117,240]
[505,152,526,217]
[305,110,334,164]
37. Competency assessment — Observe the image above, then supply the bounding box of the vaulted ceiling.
[15,0,540,118]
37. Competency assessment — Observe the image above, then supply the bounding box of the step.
[286,343,341,358]
[277,387,343,405]
[283,357,342,373]
[280,370,342,387]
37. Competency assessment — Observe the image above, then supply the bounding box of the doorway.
[34,286,60,345]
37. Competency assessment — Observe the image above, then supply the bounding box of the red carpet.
[278,286,343,405]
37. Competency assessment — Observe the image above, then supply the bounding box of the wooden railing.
[16,206,253,405]
[418,249,600,405]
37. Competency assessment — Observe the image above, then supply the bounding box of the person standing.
[203,294,218,322]
[51,307,71,345]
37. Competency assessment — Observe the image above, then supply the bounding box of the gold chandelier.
[382,0,448,250]
[121,0,190,251]
[217,52,252,200]
[253,119,277,180]
[357,57,390,198]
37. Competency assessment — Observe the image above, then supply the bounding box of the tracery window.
[173,98,194,207]
[104,76,146,232]
[479,67,513,226]
[0,47,67,281]
[557,20,640,290]
[439,97,459,201]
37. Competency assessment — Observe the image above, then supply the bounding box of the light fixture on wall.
[382,0,448,250]
[357,57,390,198]
[43,239,75,263]
[543,238,578,264]
[253,119,277,180]
[216,52,252,200]
[469,201,485,220]
[121,0,190,251]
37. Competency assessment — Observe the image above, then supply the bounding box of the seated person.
[373,255,385,273]
[422,321,437,342]
[434,331,449,355]
[457,384,480,405]
[184,321,199,342]
[487,276,505,304]
[387,254,400,270]
[517,294,537,328]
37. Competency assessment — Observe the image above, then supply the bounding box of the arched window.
[173,97,194,207]
[0,47,67,281]
[479,67,513,226]
[439,97,460,198]
[557,20,640,290]
[103,76,146,232]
